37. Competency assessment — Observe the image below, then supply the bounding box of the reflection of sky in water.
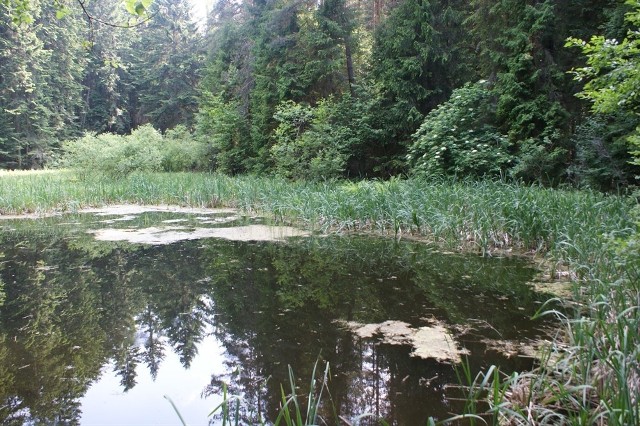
[81,326,226,426]
[0,211,552,425]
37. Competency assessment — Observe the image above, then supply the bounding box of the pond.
[0,207,553,425]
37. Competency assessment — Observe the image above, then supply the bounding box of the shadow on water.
[0,212,553,425]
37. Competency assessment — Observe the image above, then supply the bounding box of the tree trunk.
[345,37,355,97]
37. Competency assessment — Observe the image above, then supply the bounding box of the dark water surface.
[0,210,551,425]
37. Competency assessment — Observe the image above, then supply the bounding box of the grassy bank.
[1,170,637,423]
[0,170,632,257]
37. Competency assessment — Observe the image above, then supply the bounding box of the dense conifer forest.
[1,0,638,190]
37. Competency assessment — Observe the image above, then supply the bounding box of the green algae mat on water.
[0,207,554,425]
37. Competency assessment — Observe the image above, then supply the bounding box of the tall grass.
[0,171,632,260]
[166,360,336,426]
[448,218,639,424]
[1,170,636,423]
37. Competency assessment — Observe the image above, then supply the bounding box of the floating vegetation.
[339,320,470,363]
[90,224,310,244]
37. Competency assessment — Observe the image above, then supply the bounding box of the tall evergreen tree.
[467,0,571,183]
[0,0,85,168]
[80,0,136,133]
[130,0,203,131]
[196,0,256,173]
[368,0,473,173]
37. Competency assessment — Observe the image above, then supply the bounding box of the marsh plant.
[0,171,632,257]
[166,361,336,426]
[454,219,640,425]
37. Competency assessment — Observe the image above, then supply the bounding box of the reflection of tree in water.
[204,337,270,425]
[138,307,166,380]
[200,239,436,423]
[134,244,213,368]
[0,237,107,424]
[199,236,544,424]
[0,224,546,425]
[0,233,212,423]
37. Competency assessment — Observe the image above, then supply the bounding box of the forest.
[0,0,638,190]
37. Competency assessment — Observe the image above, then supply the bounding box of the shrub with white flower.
[408,81,513,178]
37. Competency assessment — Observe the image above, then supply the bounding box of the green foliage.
[369,0,469,164]
[161,125,204,172]
[0,0,202,170]
[61,124,203,178]
[468,0,572,184]
[123,0,152,16]
[510,136,569,186]
[1,0,32,24]
[270,98,362,180]
[108,125,164,177]
[0,0,86,168]
[408,82,512,178]
[2,0,155,24]
[566,1,640,116]
[567,116,638,190]
[61,127,160,179]
[567,0,640,169]
[80,0,137,134]
[196,93,252,174]
[629,129,640,165]
[130,0,203,131]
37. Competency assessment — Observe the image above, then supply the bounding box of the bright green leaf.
[134,2,145,16]
[123,0,137,15]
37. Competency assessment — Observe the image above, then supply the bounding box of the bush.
[61,124,202,178]
[61,132,124,178]
[408,81,513,178]
[162,125,205,172]
[270,99,350,180]
[114,125,164,176]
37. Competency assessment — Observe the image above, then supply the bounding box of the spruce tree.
[130,0,203,131]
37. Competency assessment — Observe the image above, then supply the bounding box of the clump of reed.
[0,171,632,261]
[166,360,339,426]
[453,217,640,425]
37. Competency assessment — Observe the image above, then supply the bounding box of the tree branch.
[76,0,155,29]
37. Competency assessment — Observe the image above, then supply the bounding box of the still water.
[0,208,551,425]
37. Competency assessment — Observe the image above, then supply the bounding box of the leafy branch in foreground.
[2,0,154,26]
[566,0,640,168]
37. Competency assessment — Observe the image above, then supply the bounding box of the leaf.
[123,0,137,15]
[55,7,70,19]
[135,2,146,16]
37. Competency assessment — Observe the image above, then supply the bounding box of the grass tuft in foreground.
[453,217,640,425]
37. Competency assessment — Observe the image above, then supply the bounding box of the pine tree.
[80,0,137,133]
[467,0,571,183]
[0,0,85,168]
[368,0,473,173]
[130,0,203,131]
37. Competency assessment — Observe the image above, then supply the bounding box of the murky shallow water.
[0,208,553,425]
